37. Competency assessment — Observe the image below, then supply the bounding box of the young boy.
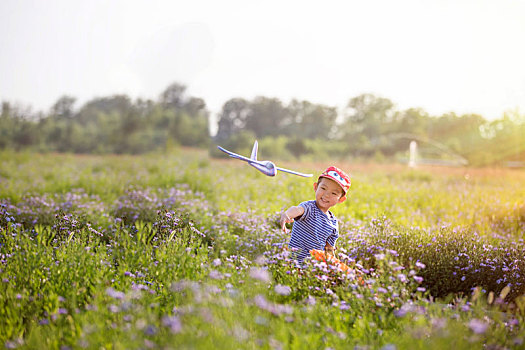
[280,166,351,263]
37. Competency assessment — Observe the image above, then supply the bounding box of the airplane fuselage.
[248,160,277,176]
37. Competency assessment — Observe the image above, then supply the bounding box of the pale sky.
[1,0,525,132]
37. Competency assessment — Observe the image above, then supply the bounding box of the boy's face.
[313,177,347,213]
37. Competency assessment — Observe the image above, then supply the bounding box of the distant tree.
[170,111,210,147]
[342,93,394,138]
[0,102,13,148]
[159,82,187,110]
[381,108,432,155]
[216,98,252,141]
[135,98,155,117]
[1,102,11,118]
[341,93,395,156]
[77,95,133,126]
[286,137,308,158]
[428,113,485,153]
[159,83,210,147]
[182,97,207,116]
[391,108,430,136]
[471,110,525,165]
[245,97,289,138]
[0,103,41,150]
[287,99,337,139]
[12,122,39,149]
[50,96,76,119]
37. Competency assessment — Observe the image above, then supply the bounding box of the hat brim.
[318,175,348,194]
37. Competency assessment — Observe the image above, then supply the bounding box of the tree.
[341,94,395,156]
[472,111,525,165]
[77,95,133,126]
[391,108,430,136]
[427,113,485,154]
[287,99,337,139]
[170,111,210,147]
[159,82,187,110]
[216,98,252,141]
[342,93,394,138]
[245,97,289,138]
[0,102,13,148]
[50,96,76,119]
[182,97,207,116]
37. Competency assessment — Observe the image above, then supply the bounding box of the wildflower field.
[1,149,525,349]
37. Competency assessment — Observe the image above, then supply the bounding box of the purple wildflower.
[108,305,119,313]
[232,326,250,341]
[468,319,489,334]
[249,268,271,283]
[106,287,125,300]
[397,274,407,283]
[254,294,270,310]
[431,318,447,329]
[209,270,223,280]
[162,315,182,334]
[144,325,157,336]
[274,284,291,296]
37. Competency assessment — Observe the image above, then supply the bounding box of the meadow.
[1,148,525,349]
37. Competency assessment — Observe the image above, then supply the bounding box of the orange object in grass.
[310,249,350,271]
[310,249,366,286]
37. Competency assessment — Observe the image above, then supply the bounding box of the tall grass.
[1,149,525,349]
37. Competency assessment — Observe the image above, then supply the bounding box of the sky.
[1,0,525,133]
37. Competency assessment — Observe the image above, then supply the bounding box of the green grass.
[1,149,525,349]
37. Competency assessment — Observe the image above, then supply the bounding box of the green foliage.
[0,83,210,155]
[258,136,294,160]
[3,88,525,167]
[214,93,525,166]
[2,143,525,349]
[357,218,525,300]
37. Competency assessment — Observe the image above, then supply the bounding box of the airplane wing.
[276,166,313,177]
[218,145,313,178]
[217,146,254,163]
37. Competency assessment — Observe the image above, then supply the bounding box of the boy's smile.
[313,178,346,213]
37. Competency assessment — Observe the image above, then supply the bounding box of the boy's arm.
[280,206,305,233]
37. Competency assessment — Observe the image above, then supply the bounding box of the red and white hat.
[318,166,351,194]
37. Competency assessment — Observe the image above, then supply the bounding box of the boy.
[280,166,351,263]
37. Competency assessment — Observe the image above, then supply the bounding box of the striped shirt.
[288,200,339,262]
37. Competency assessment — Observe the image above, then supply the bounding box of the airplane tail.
[250,140,258,160]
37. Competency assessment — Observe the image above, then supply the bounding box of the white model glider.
[217,141,313,177]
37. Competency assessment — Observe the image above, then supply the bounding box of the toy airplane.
[217,140,313,177]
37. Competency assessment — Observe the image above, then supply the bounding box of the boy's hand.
[280,210,294,233]
[324,243,335,257]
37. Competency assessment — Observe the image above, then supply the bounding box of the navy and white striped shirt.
[288,200,339,262]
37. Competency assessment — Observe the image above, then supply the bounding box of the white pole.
[409,140,417,168]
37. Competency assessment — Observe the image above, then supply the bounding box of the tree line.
[0,83,210,154]
[214,94,524,166]
[1,82,524,166]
